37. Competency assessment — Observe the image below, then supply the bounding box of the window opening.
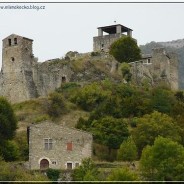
[11,57,15,62]
[101,43,104,51]
[67,142,73,151]
[8,39,11,46]
[14,38,17,45]
[44,138,53,150]
[52,161,57,165]
[62,76,66,83]
[67,162,72,169]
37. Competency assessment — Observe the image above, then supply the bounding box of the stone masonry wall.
[28,121,93,170]
[129,48,179,90]
[0,34,179,104]
[33,59,74,97]
[0,34,37,103]
[93,33,124,52]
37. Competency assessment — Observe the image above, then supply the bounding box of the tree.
[121,63,132,82]
[70,82,110,111]
[0,97,17,142]
[107,168,139,181]
[109,36,141,63]
[1,140,20,161]
[140,136,184,181]
[48,92,67,117]
[132,111,181,155]
[73,158,99,181]
[91,116,129,152]
[150,86,175,114]
[117,136,137,162]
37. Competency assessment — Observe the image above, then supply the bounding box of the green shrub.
[73,158,99,181]
[0,159,48,181]
[48,92,67,117]
[0,140,20,161]
[46,168,60,181]
[91,52,100,56]
[107,167,139,181]
[14,132,29,161]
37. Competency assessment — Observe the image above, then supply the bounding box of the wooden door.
[40,159,49,170]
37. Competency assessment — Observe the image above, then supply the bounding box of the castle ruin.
[129,48,178,90]
[0,25,179,103]
[0,34,74,103]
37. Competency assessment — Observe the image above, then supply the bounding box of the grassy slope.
[13,97,89,132]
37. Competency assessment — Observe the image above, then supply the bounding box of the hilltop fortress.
[0,24,179,103]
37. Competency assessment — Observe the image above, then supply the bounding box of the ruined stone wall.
[168,52,179,90]
[130,48,179,90]
[28,121,93,170]
[33,59,74,97]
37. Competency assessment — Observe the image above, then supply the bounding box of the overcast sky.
[0,2,184,66]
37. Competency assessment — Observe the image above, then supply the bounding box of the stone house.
[28,121,93,170]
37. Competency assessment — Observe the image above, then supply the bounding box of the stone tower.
[0,34,38,103]
[93,24,133,52]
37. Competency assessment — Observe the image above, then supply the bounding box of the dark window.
[14,38,17,45]
[67,163,72,169]
[62,76,66,83]
[148,58,151,63]
[101,44,104,51]
[67,142,73,151]
[44,138,53,150]
[11,57,15,62]
[8,39,11,46]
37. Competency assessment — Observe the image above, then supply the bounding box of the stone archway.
[40,159,49,170]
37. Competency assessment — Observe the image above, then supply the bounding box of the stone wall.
[0,34,179,104]
[93,33,125,52]
[129,48,179,90]
[32,59,74,97]
[28,121,93,170]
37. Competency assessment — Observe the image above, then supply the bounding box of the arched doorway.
[40,159,49,170]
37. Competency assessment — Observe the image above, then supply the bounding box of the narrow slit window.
[14,38,17,45]
[101,44,104,51]
[8,39,11,46]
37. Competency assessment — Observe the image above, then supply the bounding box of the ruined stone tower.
[93,24,133,52]
[129,48,179,90]
[0,34,38,103]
